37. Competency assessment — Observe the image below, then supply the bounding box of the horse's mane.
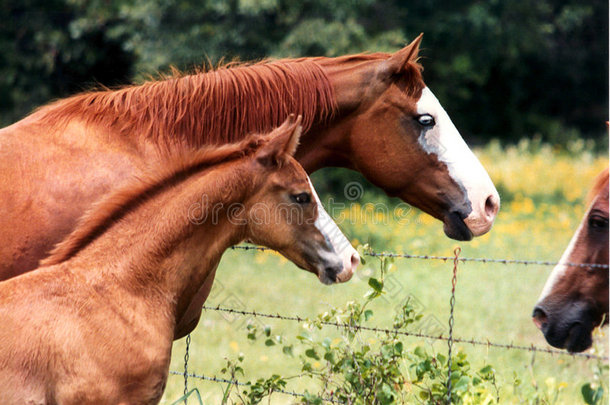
[42,134,268,267]
[587,168,609,205]
[39,58,337,148]
[37,53,424,149]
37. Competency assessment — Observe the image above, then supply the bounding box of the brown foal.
[0,117,356,404]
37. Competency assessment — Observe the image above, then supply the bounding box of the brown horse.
[0,35,499,283]
[0,117,357,404]
[532,169,609,352]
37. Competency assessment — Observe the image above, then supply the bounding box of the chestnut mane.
[39,59,337,148]
[43,134,268,266]
[37,53,424,149]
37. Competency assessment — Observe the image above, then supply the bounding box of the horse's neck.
[295,57,383,172]
[72,164,249,324]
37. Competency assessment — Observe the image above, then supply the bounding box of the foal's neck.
[75,160,251,324]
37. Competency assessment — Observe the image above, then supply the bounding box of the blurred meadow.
[161,141,608,404]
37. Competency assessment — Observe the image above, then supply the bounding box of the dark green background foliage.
[1,0,608,143]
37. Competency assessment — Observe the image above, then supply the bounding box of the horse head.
[532,169,609,352]
[309,34,500,241]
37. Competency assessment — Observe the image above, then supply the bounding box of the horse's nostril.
[484,194,500,219]
[350,252,360,270]
[532,306,548,330]
[324,267,339,283]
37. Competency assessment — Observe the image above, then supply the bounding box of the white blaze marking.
[416,87,499,235]
[307,177,357,262]
[538,215,586,302]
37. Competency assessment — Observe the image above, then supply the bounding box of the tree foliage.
[1,0,607,142]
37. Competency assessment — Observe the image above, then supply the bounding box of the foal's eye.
[291,192,311,204]
[416,114,435,127]
[588,215,608,230]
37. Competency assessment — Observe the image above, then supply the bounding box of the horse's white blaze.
[538,215,586,302]
[307,177,358,282]
[416,87,500,236]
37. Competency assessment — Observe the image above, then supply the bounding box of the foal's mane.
[43,135,267,267]
[40,59,337,148]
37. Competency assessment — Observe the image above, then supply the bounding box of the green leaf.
[582,383,604,405]
[368,277,384,293]
[480,365,493,375]
[414,346,426,358]
[282,345,293,357]
[305,348,320,360]
[364,309,374,321]
[264,338,275,346]
[297,331,313,342]
[394,341,403,354]
[453,375,470,392]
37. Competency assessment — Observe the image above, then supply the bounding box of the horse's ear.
[256,114,303,167]
[382,33,423,75]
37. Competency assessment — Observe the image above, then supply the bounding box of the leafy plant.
[224,252,502,404]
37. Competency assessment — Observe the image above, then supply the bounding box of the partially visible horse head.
[246,115,360,284]
[532,169,609,352]
[314,34,500,240]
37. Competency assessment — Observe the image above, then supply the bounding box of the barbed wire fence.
[173,245,609,404]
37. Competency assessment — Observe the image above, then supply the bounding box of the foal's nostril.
[532,306,548,330]
[484,194,500,219]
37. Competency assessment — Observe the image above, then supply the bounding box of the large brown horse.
[532,169,609,352]
[0,118,357,404]
[0,35,499,281]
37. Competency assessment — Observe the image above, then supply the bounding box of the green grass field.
[161,141,608,404]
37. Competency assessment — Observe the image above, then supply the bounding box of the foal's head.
[244,116,359,284]
[533,169,609,352]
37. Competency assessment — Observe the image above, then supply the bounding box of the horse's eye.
[588,215,608,230]
[416,114,435,127]
[291,192,311,204]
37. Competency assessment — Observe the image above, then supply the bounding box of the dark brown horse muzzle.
[532,300,596,353]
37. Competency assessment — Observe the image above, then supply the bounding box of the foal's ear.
[382,33,423,75]
[256,114,303,167]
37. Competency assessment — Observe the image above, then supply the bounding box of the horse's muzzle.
[443,211,473,241]
[532,301,594,353]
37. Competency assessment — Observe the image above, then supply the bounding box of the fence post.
[447,247,461,404]
[183,333,191,404]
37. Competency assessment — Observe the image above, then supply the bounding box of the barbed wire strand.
[168,371,342,404]
[230,245,609,269]
[200,305,608,361]
[446,247,461,404]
